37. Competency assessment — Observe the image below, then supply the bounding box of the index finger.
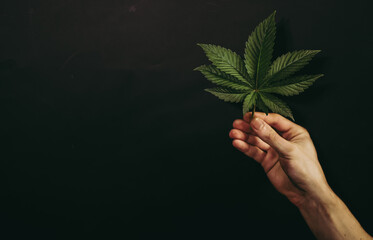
[244,112,306,136]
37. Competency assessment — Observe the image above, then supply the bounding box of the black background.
[1,0,373,239]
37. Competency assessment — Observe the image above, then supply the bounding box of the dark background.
[1,0,372,239]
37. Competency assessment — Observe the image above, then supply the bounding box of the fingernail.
[251,118,264,130]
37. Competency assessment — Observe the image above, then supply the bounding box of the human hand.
[229,112,332,207]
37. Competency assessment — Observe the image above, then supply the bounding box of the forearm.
[298,187,372,240]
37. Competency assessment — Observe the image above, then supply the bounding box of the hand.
[229,112,332,207]
[230,112,373,239]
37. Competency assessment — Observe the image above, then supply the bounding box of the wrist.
[297,183,338,213]
[296,184,373,240]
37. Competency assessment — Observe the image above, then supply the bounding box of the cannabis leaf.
[194,11,323,121]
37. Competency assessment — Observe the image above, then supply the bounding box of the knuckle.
[299,126,308,133]
[272,113,281,121]
[269,113,280,121]
[247,134,258,145]
[286,144,297,153]
[266,128,278,142]
[252,150,260,160]
[280,144,297,158]
[299,126,310,137]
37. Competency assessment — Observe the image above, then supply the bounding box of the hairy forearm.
[298,187,372,240]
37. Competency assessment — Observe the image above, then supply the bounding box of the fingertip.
[229,129,236,139]
[228,129,235,139]
[233,139,252,153]
[230,129,243,140]
[232,119,252,134]
[243,112,252,122]
[233,139,266,163]
[232,139,245,150]
[232,119,241,128]
[232,139,239,147]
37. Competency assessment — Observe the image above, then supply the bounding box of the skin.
[229,112,372,240]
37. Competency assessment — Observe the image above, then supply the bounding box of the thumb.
[250,117,294,155]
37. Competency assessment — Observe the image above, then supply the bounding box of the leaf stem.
[251,104,256,122]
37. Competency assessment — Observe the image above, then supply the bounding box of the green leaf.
[261,74,324,96]
[261,50,321,88]
[197,44,252,87]
[242,91,258,115]
[194,65,252,91]
[255,97,269,115]
[259,92,294,120]
[244,11,276,87]
[205,87,249,103]
[196,11,323,121]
